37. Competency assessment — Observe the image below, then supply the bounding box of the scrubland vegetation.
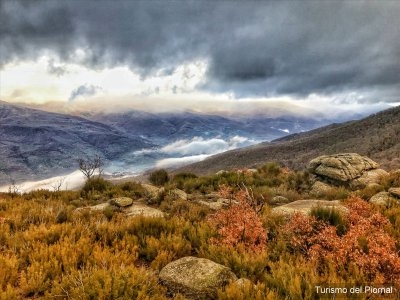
[0,164,399,299]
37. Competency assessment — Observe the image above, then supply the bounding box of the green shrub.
[118,181,145,197]
[310,206,348,235]
[356,184,385,201]
[103,206,118,221]
[55,209,68,224]
[149,169,169,186]
[380,171,400,190]
[172,172,198,189]
[81,177,111,195]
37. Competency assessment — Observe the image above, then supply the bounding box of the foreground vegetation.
[1,165,399,299]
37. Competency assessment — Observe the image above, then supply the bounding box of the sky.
[1,0,400,117]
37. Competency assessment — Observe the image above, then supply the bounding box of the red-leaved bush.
[208,187,267,252]
[283,196,400,284]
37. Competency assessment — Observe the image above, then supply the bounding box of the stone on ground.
[124,200,164,218]
[159,256,237,299]
[369,192,396,206]
[272,200,347,216]
[109,197,133,207]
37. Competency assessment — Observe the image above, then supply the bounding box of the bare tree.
[78,156,104,179]
[51,176,66,192]
[8,176,21,198]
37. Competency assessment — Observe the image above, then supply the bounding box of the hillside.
[88,111,327,143]
[176,105,400,174]
[0,101,153,185]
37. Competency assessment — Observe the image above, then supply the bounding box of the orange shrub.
[283,197,400,284]
[208,189,267,252]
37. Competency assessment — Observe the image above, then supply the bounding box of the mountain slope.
[90,111,327,143]
[175,106,400,174]
[0,102,153,185]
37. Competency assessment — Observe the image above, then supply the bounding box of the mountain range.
[0,101,331,185]
[176,105,400,175]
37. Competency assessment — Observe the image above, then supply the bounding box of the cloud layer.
[1,1,400,103]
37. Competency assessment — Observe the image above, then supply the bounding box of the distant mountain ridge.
[0,101,153,185]
[0,100,382,186]
[175,105,400,174]
[89,111,327,143]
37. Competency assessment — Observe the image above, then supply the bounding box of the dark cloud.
[69,84,101,101]
[1,0,400,102]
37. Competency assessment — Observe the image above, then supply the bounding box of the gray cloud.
[69,84,101,101]
[47,59,67,76]
[1,0,400,102]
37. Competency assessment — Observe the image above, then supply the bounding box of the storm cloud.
[1,0,400,102]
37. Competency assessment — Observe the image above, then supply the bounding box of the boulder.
[198,198,230,210]
[272,200,347,216]
[124,200,164,218]
[369,192,397,206]
[350,169,388,189]
[159,256,237,299]
[109,197,133,207]
[142,184,164,204]
[308,153,379,183]
[389,187,400,198]
[76,202,111,212]
[310,181,335,197]
[168,188,188,201]
[269,196,290,205]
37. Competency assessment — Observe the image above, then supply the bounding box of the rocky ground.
[72,152,400,299]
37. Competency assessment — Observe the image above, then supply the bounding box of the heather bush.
[283,196,400,285]
[81,177,111,197]
[380,170,400,190]
[310,206,348,235]
[149,169,169,186]
[207,189,267,253]
[1,171,400,299]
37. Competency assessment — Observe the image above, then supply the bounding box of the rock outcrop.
[159,256,237,299]
[168,188,188,201]
[124,200,164,218]
[310,181,335,197]
[351,169,388,189]
[269,196,290,205]
[198,198,230,210]
[308,153,385,189]
[272,200,347,216]
[142,183,164,204]
[309,153,378,182]
[108,197,133,207]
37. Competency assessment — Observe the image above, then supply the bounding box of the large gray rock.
[310,181,335,197]
[75,202,111,212]
[272,200,347,216]
[168,188,188,201]
[198,198,230,210]
[270,196,290,205]
[351,169,388,189]
[159,256,237,299]
[308,153,379,183]
[124,200,164,218]
[369,192,397,206]
[109,197,133,207]
[142,184,164,204]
